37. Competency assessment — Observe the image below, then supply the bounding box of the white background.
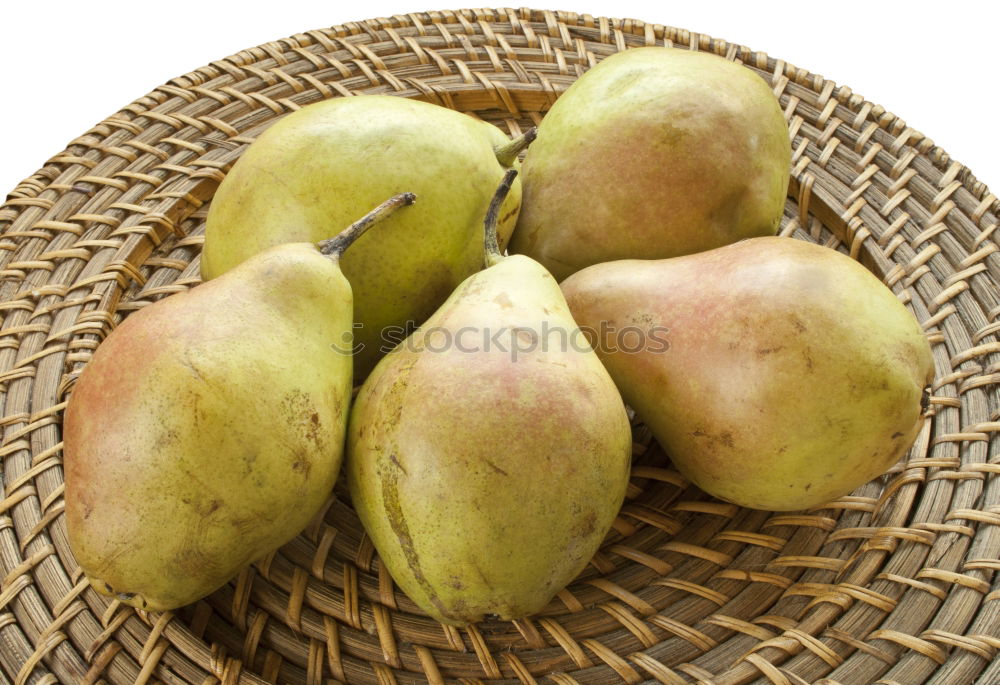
[2,2,997,196]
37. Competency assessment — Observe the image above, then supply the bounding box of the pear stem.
[493,128,537,168]
[484,169,518,267]
[318,192,416,258]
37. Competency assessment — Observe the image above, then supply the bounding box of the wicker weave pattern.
[1,8,998,685]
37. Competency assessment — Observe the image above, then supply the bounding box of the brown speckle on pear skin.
[483,459,509,477]
[379,456,448,618]
[389,453,408,476]
[493,292,514,309]
[756,345,785,357]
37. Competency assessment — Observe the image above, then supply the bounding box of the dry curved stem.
[318,192,417,258]
[484,169,518,267]
[494,128,537,167]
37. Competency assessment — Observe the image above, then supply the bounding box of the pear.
[346,171,632,625]
[560,237,934,511]
[201,95,532,379]
[63,193,415,611]
[511,46,791,281]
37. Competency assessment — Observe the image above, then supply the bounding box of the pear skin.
[346,174,632,624]
[201,95,527,379]
[511,47,791,280]
[560,237,934,511]
[64,195,413,611]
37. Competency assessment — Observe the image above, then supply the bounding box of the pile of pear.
[62,46,934,625]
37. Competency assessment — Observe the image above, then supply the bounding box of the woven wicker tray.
[1,8,998,685]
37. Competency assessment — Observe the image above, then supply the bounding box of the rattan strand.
[0,8,997,685]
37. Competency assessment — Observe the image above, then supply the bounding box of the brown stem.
[493,128,537,168]
[484,169,518,267]
[318,192,416,258]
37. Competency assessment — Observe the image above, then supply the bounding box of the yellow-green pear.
[511,47,791,280]
[202,95,531,379]
[64,194,414,611]
[346,172,632,624]
[560,237,935,511]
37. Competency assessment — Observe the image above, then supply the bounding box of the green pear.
[63,193,414,611]
[201,95,531,379]
[511,47,791,281]
[560,237,934,511]
[346,172,632,625]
